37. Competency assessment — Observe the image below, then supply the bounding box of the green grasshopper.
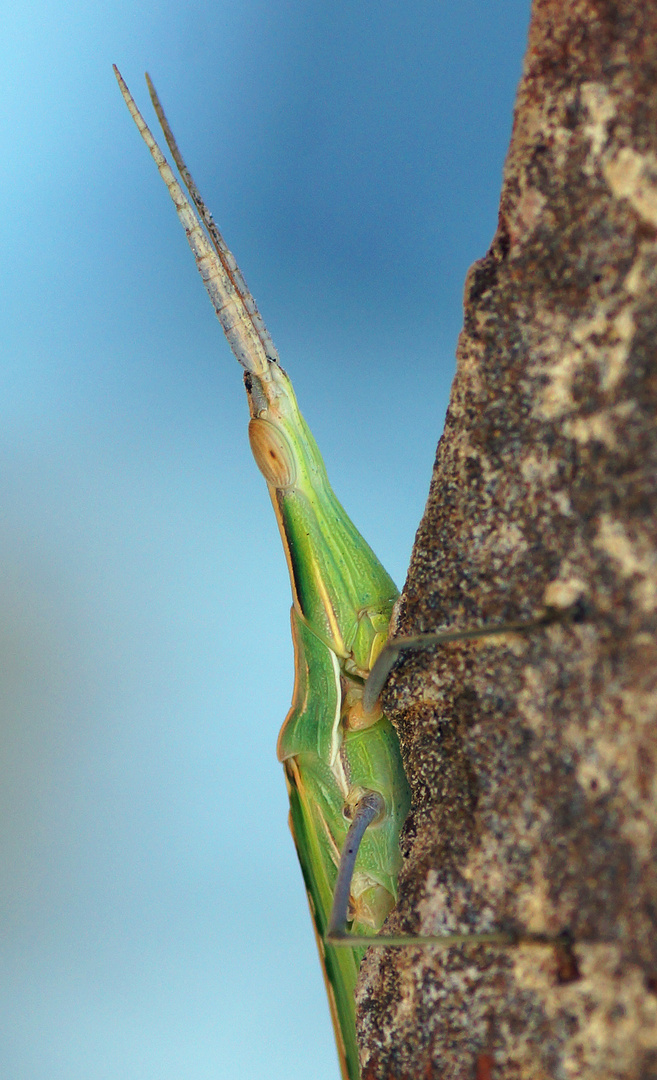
[114,69,567,1080]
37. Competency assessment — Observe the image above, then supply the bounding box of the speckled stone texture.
[356,3,657,1078]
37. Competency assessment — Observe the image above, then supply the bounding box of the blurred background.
[1,2,530,1077]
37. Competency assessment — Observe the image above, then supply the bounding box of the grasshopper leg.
[336,603,588,951]
[327,792,386,942]
[326,795,554,951]
[327,798,576,952]
[326,793,561,949]
[363,602,585,714]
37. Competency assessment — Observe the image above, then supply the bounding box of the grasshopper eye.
[248,418,297,488]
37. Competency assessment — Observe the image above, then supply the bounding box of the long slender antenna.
[145,73,280,368]
[113,65,273,378]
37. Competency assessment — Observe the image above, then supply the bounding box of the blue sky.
[1,3,530,1077]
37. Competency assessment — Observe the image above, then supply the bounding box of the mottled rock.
[357,2,657,1077]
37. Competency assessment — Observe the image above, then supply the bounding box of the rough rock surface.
[356,2,657,1077]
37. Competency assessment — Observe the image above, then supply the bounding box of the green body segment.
[114,68,411,1080]
[246,364,398,674]
[250,361,411,1080]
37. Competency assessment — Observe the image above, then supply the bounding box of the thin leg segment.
[326,794,530,950]
[327,792,385,941]
[363,606,582,714]
[326,786,580,952]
